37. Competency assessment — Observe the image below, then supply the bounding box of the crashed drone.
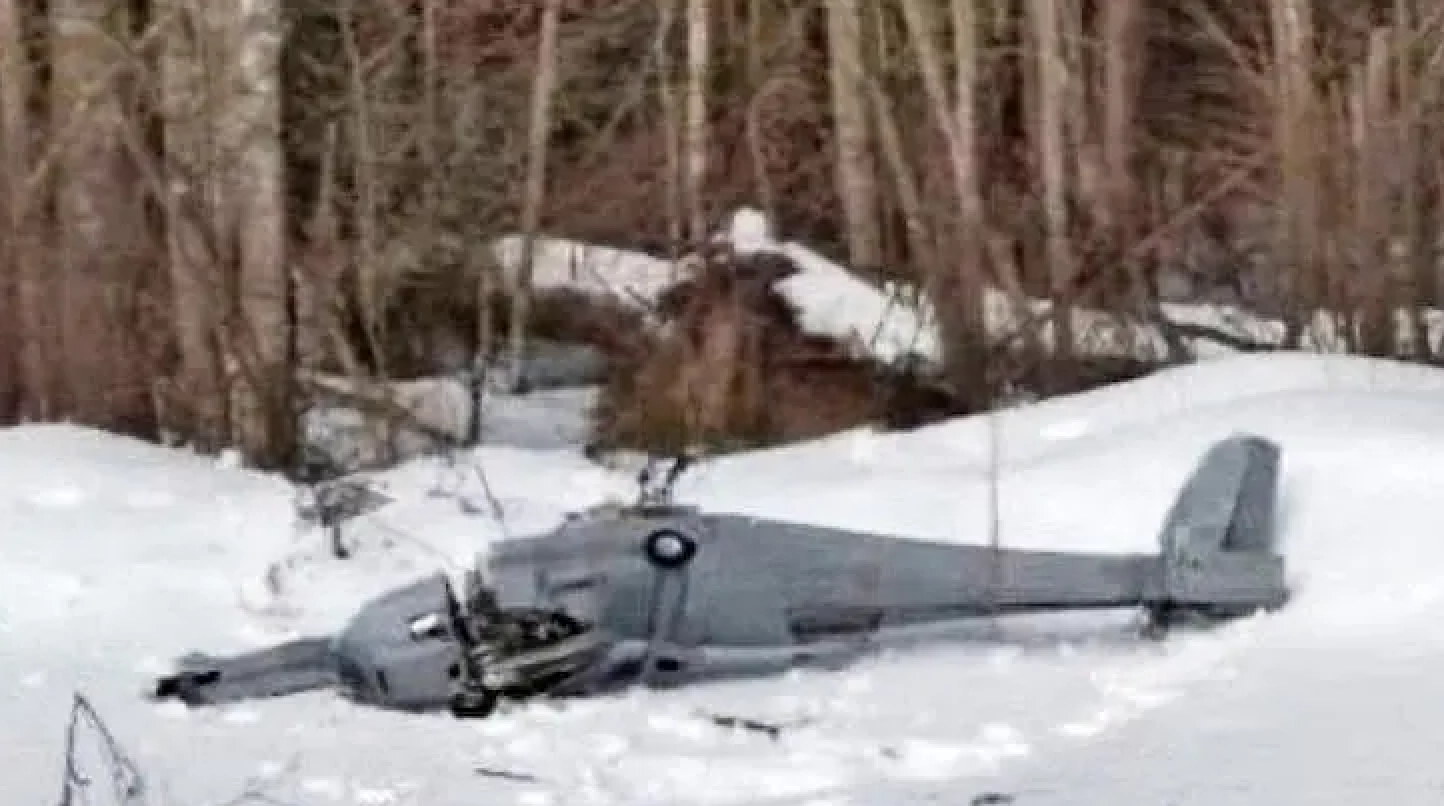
[153,433,1290,718]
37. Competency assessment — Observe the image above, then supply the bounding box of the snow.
[490,234,685,311]
[494,208,1444,371]
[8,351,1444,805]
[301,372,597,472]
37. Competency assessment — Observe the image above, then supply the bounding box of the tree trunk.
[154,0,290,464]
[50,0,153,432]
[1027,0,1074,370]
[825,0,881,271]
[0,0,40,418]
[683,0,710,243]
[227,0,291,465]
[654,0,682,257]
[505,0,562,390]
[898,0,989,401]
[157,0,228,449]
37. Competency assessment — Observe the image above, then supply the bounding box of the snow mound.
[725,207,938,365]
[491,234,684,309]
[494,209,1444,373]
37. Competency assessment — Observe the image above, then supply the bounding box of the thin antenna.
[466,454,513,543]
[985,380,1004,638]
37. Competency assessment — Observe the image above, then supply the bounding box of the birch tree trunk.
[898,0,989,401]
[947,0,987,387]
[50,0,152,429]
[155,0,290,464]
[1101,0,1154,337]
[825,0,881,270]
[683,0,710,243]
[0,0,42,417]
[0,0,16,418]
[157,0,228,449]
[1027,0,1073,363]
[654,0,683,257]
[227,0,291,465]
[505,0,562,390]
[1270,0,1319,345]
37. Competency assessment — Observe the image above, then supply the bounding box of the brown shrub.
[505,288,652,360]
[332,252,652,379]
[589,242,966,457]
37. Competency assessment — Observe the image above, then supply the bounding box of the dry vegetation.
[591,242,963,455]
[3,0,1444,471]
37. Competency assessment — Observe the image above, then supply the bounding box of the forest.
[3,0,1443,474]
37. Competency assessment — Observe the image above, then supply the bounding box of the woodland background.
[3,0,1444,476]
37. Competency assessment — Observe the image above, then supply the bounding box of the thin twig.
[56,693,149,806]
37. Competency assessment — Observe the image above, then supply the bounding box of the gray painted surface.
[152,433,1288,715]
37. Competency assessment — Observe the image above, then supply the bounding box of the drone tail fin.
[1159,433,1280,556]
[1153,433,1287,618]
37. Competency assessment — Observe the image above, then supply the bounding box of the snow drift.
[6,352,1444,805]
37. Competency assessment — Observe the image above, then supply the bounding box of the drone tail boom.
[150,637,339,706]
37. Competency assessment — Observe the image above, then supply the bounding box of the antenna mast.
[985,383,1004,636]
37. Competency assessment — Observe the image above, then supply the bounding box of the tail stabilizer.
[1158,433,1281,557]
[1154,433,1287,616]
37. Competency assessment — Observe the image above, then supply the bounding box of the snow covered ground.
[7,351,1444,805]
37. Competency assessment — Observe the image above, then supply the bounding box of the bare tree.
[825,0,881,270]
[49,0,153,429]
[227,0,290,462]
[655,0,684,257]
[683,0,710,243]
[898,0,989,398]
[504,0,563,389]
[157,0,228,449]
[1269,0,1320,346]
[153,0,289,463]
[0,0,44,418]
[1026,0,1074,366]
